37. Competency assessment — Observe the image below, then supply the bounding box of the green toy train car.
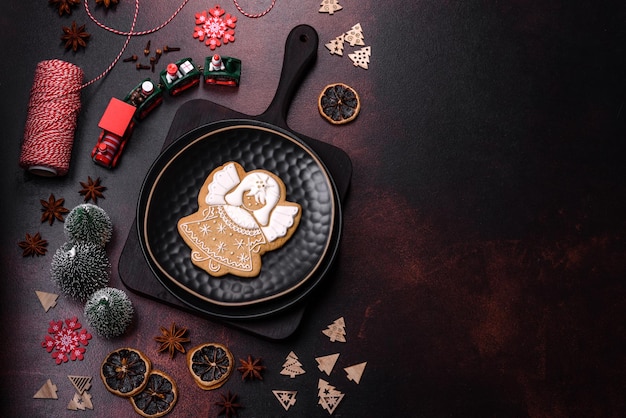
[203,54,241,87]
[123,78,163,120]
[160,58,202,96]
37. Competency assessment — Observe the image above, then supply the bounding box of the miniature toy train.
[92,55,241,168]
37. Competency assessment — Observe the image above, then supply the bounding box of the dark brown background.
[2,1,626,416]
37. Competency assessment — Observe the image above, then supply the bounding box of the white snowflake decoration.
[200,223,211,236]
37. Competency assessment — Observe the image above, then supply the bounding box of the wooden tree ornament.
[272,390,297,411]
[67,391,93,410]
[344,23,365,46]
[68,375,92,394]
[319,0,343,15]
[33,379,58,399]
[325,34,345,56]
[316,353,340,375]
[348,46,372,69]
[344,362,367,384]
[36,290,59,312]
[322,317,347,342]
[280,351,306,378]
[317,379,344,415]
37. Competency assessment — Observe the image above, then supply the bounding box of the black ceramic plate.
[137,119,341,319]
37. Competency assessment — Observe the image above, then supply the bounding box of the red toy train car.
[91,98,136,169]
[91,79,163,168]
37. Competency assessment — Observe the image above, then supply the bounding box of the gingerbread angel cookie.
[178,162,301,278]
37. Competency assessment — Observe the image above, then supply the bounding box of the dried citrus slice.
[130,369,178,418]
[318,83,361,124]
[101,347,152,397]
[187,342,234,390]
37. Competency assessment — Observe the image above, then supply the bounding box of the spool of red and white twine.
[19,60,84,177]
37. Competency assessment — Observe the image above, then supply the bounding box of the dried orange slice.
[101,347,152,397]
[187,342,234,390]
[130,369,178,418]
[318,83,361,124]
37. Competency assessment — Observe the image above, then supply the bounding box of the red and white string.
[83,0,191,37]
[233,0,276,18]
[19,60,84,176]
[20,0,188,176]
[78,0,140,90]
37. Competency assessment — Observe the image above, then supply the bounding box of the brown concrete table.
[2,1,626,416]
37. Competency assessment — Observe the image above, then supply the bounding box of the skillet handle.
[259,24,318,127]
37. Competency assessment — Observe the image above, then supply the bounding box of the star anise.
[237,355,266,381]
[18,232,48,257]
[40,194,69,225]
[214,391,242,417]
[49,0,80,16]
[61,21,91,52]
[79,176,106,203]
[154,323,190,359]
[95,0,119,8]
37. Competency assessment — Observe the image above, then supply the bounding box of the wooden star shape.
[154,323,190,359]
[40,194,69,225]
[237,355,266,381]
[79,176,106,203]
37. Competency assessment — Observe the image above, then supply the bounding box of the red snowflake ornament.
[193,5,236,50]
[42,317,92,365]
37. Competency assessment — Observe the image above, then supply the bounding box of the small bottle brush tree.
[64,203,112,247]
[84,287,134,338]
[50,242,110,301]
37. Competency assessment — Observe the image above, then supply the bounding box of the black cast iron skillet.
[136,25,346,320]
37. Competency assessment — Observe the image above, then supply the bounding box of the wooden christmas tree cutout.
[280,351,306,378]
[272,390,297,411]
[344,362,367,384]
[33,379,58,399]
[315,353,340,375]
[36,290,59,312]
[67,391,93,410]
[325,34,345,56]
[317,379,344,415]
[322,317,347,342]
[348,46,371,69]
[344,23,365,46]
[68,375,92,395]
[319,0,343,15]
